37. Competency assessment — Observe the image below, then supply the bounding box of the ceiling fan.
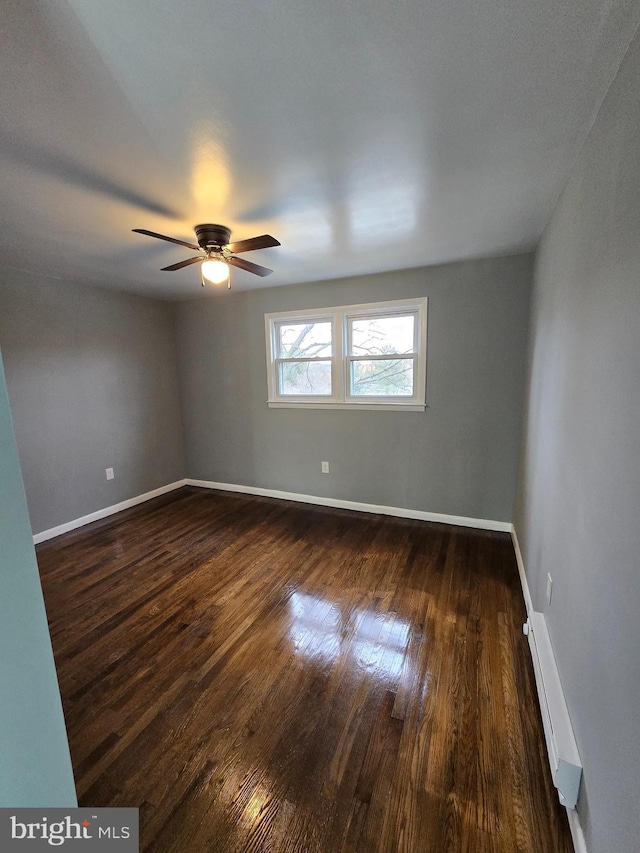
[132,224,280,288]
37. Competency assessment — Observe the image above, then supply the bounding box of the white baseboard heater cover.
[525,611,582,809]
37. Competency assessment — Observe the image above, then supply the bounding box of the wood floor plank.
[37,487,573,852]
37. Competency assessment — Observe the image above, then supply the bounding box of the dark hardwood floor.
[37,487,573,852]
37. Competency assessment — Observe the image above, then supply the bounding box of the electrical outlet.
[106,467,114,480]
[321,461,329,474]
[546,573,553,606]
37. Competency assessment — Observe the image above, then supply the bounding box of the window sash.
[275,319,334,360]
[276,357,334,397]
[346,353,418,399]
[346,310,418,357]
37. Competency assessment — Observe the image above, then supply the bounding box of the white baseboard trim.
[567,808,587,853]
[185,479,512,532]
[512,524,587,852]
[33,480,188,544]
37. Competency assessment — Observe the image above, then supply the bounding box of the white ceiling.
[1,1,638,299]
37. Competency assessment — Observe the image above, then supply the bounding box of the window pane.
[279,360,332,395]
[278,322,332,358]
[350,314,414,356]
[350,359,414,396]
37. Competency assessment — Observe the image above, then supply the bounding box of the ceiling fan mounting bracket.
[195,223,232,249]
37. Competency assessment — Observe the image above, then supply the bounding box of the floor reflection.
[288,591,411,682]
[241,781,271,828]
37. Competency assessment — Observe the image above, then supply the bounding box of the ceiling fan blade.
[161,256,203,272]
[226,234,280,254]
[228,256,273,277]
[132,228,200,251]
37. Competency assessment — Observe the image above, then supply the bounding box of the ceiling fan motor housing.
[195,224,232,250]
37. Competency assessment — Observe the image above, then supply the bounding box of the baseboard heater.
[524,612,582,809]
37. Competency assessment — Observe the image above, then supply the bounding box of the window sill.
[267,400,427,412]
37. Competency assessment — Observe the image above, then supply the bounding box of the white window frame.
[265,297,427,411]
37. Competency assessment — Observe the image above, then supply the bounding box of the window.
[265,297,427,410]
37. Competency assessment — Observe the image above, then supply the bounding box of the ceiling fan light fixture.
[201,258,229,285]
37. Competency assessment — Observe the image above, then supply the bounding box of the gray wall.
[514,25,640,853]
[174,254,532,523]
[0,269,185,535]
[0,349,76,806]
